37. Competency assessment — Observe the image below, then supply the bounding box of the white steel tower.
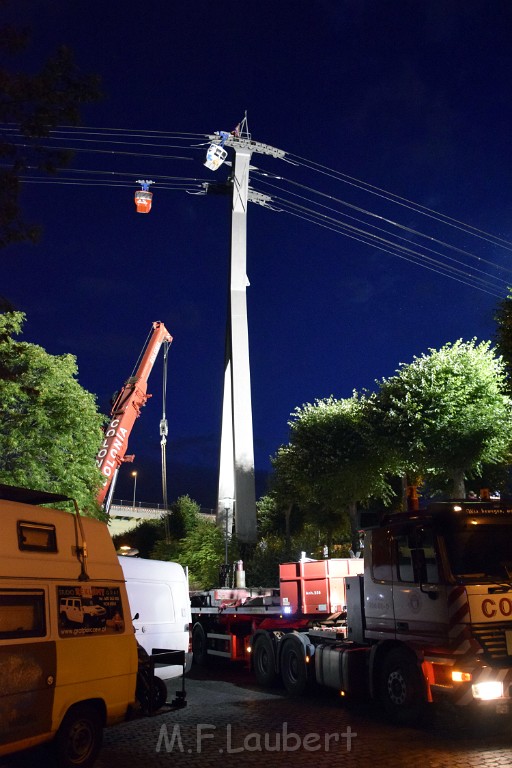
[207,122,284,543]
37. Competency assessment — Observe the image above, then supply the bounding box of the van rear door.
[0,588,56,747]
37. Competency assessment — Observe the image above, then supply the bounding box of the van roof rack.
[0,484,71,505]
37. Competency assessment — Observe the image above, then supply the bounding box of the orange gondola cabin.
[134,180,154,213]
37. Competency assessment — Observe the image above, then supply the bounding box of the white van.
[119,556,192,679]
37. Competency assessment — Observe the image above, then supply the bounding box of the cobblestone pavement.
[2,661,512,768]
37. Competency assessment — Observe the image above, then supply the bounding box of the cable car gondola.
[204,142,228,171]
[204,130,230,171]
[134,180,154,213]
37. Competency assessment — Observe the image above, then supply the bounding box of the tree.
[375,339,512,497]
[163,495,201,541]
[0,311,105,511]
[266,445,305,549]
[272,393,395,552]
[495,287,512,392]
[256,491,304,544]
[169,518,225,589]
[113,519,163,559]
[0,19,101,249]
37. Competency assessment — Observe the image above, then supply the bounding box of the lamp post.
[131,471,137,513]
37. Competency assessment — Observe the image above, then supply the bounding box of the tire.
[54,703,103,768]
[152,676,168,710]
[253,634,277,687]
[379,648,427,726]
[280,639,308,695]
[192,623,208,666]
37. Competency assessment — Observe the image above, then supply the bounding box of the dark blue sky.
[3,1,512,507]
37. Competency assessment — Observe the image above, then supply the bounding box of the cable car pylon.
[204,114,286,544]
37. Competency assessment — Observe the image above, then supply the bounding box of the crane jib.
[96,418,129,480]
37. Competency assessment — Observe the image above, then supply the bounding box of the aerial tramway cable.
[6,118,511,297]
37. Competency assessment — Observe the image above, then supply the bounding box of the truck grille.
[471,622,512,663]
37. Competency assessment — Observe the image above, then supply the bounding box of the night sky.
[2,1,512,508]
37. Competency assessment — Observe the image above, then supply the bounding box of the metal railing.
[109,500,216,521]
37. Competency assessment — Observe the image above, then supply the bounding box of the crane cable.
[160,341,171,542]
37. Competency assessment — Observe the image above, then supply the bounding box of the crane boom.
[95,321,173,507]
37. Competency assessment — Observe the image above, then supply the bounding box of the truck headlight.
[472,680,504,700]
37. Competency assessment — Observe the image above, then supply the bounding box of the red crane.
[95,321,173,509]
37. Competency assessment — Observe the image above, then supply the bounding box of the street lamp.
[117,545,139,557]
[131,471,137,513]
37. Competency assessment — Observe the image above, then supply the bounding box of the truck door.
[391,527,450,646]
[0,589,56,747]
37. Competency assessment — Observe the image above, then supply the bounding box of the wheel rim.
[286,649,300,683]
[387,669,407,706]
[66,719,94,763]
[257,646,269,673]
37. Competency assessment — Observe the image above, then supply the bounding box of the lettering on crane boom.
[95,418,129,481]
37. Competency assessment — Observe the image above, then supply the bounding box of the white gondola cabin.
[204,143,228,171]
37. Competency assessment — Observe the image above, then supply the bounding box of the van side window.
[17,520,57,552]
[0,590,46,638]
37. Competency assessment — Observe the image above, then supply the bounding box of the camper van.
[119,556,192,679]
[0,484,185,768]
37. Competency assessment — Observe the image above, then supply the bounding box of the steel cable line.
[3,120,510,250]
[14,170,506,294]
[2,131,202,153]
[258,185,506,292]
[0,126,208,158]
[19,176,202,192]
[0,123,207,140]
[7,120,508,252]
[45,125,207,138]
[285,151,512,251]
[10,161,212,185]
[266,191,505,287]
[8,140,195,163]
[253,175,512,276]
[278,203,504,298]
[270,198,504,298]
[5,121,509,293]
[250,179,512,285]
[18,137,508,280]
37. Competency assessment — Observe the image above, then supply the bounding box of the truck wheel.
[379,648,426,726]
[192,623,208,666]
[280,640,307,695]
[253,634,277,687]
[54,703,103,768]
